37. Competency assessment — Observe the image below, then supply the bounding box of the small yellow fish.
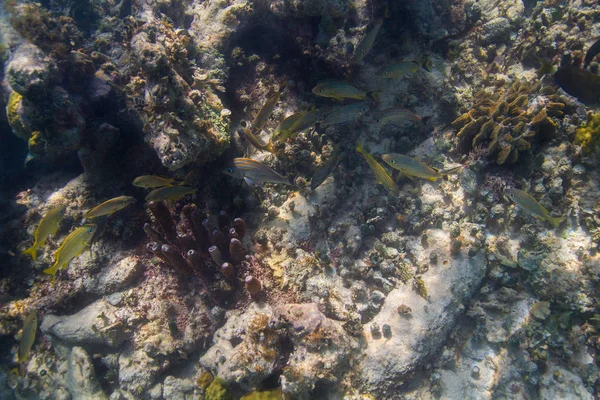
[132,175,178,188]
[291,108,320,132]
[506,188,565,227]
[356,142,399,195]
[18,310,37,366]
[242,127,275,153]
[381,154,442,181]
[43,224,98,277]
[354,19,383,63]
[321,103,369,126]
[145,185,196,202]
[85,196,136,219]
[22,205,66,261]
[312,81,366,101]
[273,112,305,142]
[376,61,421,78]
[373,108,425,125]
[252,82,286,134]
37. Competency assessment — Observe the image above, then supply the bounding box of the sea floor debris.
[1,0,600,399]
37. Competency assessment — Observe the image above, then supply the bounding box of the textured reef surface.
[2,0,600,399]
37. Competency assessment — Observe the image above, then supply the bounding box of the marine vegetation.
[451,78,563,165]
[573,112,600,153]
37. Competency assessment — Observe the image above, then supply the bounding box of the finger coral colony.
[2,0,600,399]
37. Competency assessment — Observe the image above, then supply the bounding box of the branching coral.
[452,79,563,164]
[573,112,600,153]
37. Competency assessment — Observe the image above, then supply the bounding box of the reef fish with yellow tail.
[85,196,136,219]
[225,158,293,187]
[242,127,275,153]
[22,205,66,261]
[373,107,425,125]
[18,310,37,375]
[251,82,286,134]
[145,186,196,202]
[273,112,305,142]
[132,175,178,188]
[376,61,424,78]
[354,19,383,62]
[321,103,369,126]
[506,188,564,227]
[312,81,366,101]
[554,66,600,105]
[43,224,98,277]
[381,154,445,181]
[356,142,399,195]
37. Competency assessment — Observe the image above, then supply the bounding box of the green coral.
[6,91,29,140]
[573,112,600,153]
[204,377,232,400]
[240,388,284,400]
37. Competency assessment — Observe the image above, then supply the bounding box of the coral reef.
[452,78,563,164]
[3,0,600,399]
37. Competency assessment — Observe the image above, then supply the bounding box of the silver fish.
[373,107,424,125]
[354,20,383,62]
[321,103,369,126]
[227,158,293,186]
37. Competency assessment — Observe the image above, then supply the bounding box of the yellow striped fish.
[242,127,275,153]
[312,81,366,101]
[252,82,286,134]
[506,188,565,227]
[85,196,136,218]
[132,175,178,188]
[354,20,383,63]
[376,61,421,78]
[273,112,305,142]
[18,310,37,376]
[145,186,196,202]
[43,224,98,277]
[356,142,399,195]
[381,154,442,181]
[225,158,292,186]
[22,205,66,261]
[321,103,369,126]
[373,108,424,125]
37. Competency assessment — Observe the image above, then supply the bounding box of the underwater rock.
[359,229,487,394]
[481,17,511,45]
[201,302,358,397]
[118,345,161,396]
[6,43,55,102]
[85,256,143,295]
[41,299,129,348]
[539,365,593,400]
[162,376,195,400]
[66,346,109,400]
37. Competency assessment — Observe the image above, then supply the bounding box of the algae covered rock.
[6,43,55,101]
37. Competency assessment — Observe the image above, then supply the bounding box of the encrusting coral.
[452,78,563,164]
